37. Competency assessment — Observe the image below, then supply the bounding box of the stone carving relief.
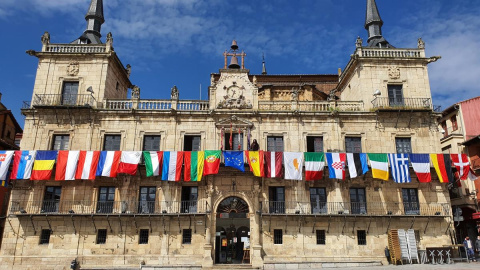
[66,61,80,76]
[41,31,50,45]
[355,36,363,48]
[387,66,400,80]
[417,37,425,49]
[171,85,179,100]
[131,85,140,99]
[217,81,252,109]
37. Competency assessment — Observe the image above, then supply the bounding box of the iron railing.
[9,200,209,215]
[261,201,450,216]
[30,94,95,107]
[372,97,432,110]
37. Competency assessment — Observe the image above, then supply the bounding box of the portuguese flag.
[184,151,205,181]
[203,150,221,176]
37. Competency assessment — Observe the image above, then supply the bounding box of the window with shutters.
[103,135,121,151]
[267,136,284,152]
[345,137,362,153]
[61,81,79,105]
[451,116,458,131]
[307,136,323,152]
[441,121,448,137]
[138,187,156,214]
[269,187,285,214]
[52,135,69,150]
[143,135,161,151]
[42,186,61,213]
[184,135,201,151]
[224,132,243,150]
[387,85,404,106]
[395,138,412,154]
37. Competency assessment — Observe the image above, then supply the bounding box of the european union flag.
[223,151,245,172]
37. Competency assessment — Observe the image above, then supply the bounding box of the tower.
[364,0,393,48]
[72,0,105,44]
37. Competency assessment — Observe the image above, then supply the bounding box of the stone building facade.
[0,0,453,269]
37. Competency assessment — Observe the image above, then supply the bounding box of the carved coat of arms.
[67,61,80,76]
[388,66,400,80]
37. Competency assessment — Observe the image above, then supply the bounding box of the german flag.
[31,151,58,180]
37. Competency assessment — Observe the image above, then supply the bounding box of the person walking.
[464,236,476,262]
[475,236,480,261]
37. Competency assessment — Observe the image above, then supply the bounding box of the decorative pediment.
[212,71,257,110]
[215,115,253,128]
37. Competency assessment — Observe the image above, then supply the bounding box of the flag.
[346,153,368,178]
[117,151,142,175]
[246,151,264,177]
[143,151,163,177]
[224,151,245,172]
[368,153,389,181]
[430,154,454,183]
[162,151,183,181]
[388,153,411,183]
[96,151,121,178]
[55,150,79,180]
[326,153,346,180]
[204,150,221,175]
[451,154,470,180]
[468,167,478,181]
[10,150,35,180]
[409,154,431,183]
[184,151,204,181]
[304,152,325,181]
[284,152,304,180]
[76,151,100,180]
[265,151,282,178]
[0,151,14,181]
[31,151,57,180]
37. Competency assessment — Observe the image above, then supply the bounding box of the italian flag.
[203,150,220,176]
[367,153,389,181]
[143,151,163,177]
[304,152,325,181]
[184,151,205,181]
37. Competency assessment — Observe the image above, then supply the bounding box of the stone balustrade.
[177,100,209,111]
[45,44,107,53]
[358,47,424,58]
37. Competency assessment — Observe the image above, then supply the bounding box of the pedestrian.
[475,236,480,261]
[464,236,476,262]
[250,139,259,151]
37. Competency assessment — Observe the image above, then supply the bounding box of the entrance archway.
[215,197,250,264]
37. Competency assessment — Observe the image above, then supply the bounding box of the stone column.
[251,184,263,268]
[202,183,214,268]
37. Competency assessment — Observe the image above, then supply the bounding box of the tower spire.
[262,53,267,75]
[72,0,105,44]
[364,0,393,48]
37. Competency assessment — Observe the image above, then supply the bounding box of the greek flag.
[388,153,411,183]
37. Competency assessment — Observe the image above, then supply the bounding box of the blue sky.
[1,0,480,128]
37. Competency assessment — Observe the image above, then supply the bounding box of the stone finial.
[41,31,50,45]
[291,88,299,101]
[126,64,132,77]
[417,37,425,49]
[106,32,113,45]
[171,85,179,100]
[355,36,363,48]
[131,85,140,99]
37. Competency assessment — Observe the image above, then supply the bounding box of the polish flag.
[265,152,283,178]
[162,151,184,181]
[96,151,121,178]
[451,154,470,180]
[75,151,100,180]
[55,151,80,180]
[118,151,142,175]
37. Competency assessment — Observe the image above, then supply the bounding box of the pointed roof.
[365,0,383,28]
[72,0,104,44]
[262,54,267,75]
[364,0,394,48]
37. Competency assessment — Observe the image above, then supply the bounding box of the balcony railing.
[259,101,364,112]
[28,94,96,108]
[45,44,107,54]
[358,48,424,59]
[9,200,209,215]
[261,201,450,216]
[372,97,432,111]
[104,99,209,111]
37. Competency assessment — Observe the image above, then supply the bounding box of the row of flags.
[0,150,477,183]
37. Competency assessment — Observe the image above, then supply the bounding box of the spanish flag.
[31,151,58,180]
[246,151,264,177]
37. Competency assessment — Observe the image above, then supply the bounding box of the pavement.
[321,261,479,270]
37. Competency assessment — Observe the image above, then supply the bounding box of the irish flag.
[162,151,183,181]
[203,150,220,176]
[367,153,389,181]
[55,150,80,180]
[304,152,325,181]
[246,151,264,177]
[184,151,205,182]
[143,151,163,177]
[117,151,142,175]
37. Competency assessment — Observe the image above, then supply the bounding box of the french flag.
[409,154,431,183]
[162,151,184,181]
[117,151,142,175]
[76,151,100,180]
[96,151,121,178]
[10,151,36,180]
[55,151,80,180]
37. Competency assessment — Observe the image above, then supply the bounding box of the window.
[181,187,198,213]
[441,121,448,137]
[451,116,458,131]
[345,137,362,153]
[96,229,107,244]
[6,130,11,139]
[184,135,201,151]
[402,188,420,215]
[143,135,161,151]
[267,136,284,152]
[42,186,61,213]
[225,132,243,150]
[39,229,51,245]
[387,85,403,106]
[269,187,285,214]
[395,138,412,154]
[274,229,283,244]
[182,229,192,244]
[310,188,327,214]
[442,145,451,154]
[52,135,69,150]
[61,81,79,105]
[103,135,121,151]
[357,230,366,245]
[307,136,323,152]
[350,188,367,214]
[97,187,115,213]
[116,82,120,91]
[138,187,156,214]
[316,230,326,245]
[139,229,149,244]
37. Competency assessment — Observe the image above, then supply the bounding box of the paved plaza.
[317,262,479,270]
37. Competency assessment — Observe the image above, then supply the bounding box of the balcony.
[372,97,433,111]
[258,101,364,112]
[9,200,209,216]
[104,99,209,111]
[261,201,450,217]
[26,94,96,108]
[45,44,107,54]
[357,48,425,59]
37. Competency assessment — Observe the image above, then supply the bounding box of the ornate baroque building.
[0,0,453,269]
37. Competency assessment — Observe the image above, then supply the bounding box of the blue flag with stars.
[223,151,245,172]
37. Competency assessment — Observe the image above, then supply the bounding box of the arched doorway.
[215,197,250,264]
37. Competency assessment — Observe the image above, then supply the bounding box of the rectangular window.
[274,229,283,245]
[182,229,192,244]
[310,188,327,214]
[52,135,69,150]
[181,186,198,213]
[345,137,362,153]
[184,135,201,151]
[451,116,458,131]
[103,135,121,151]
[350,188,367,214]
[387,85,404,106]
[224,132,243,151]
[269,187,285,214]
[441,121,448,137]
[39,229,51,245]
[357,230,366,245]
[307,136,323,152]
[138,187,156,214]
[402,188,420,215]
[42,186,61,213]
[139,229,149,244]
[395,138,412,154]
[96,229,107,244]
[61,81,79,105]
[267,136,284,152]
[316,230,326,245]
[143,135,161,151]
[97,187,116,213]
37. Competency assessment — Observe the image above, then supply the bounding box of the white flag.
[284,152,304,180]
